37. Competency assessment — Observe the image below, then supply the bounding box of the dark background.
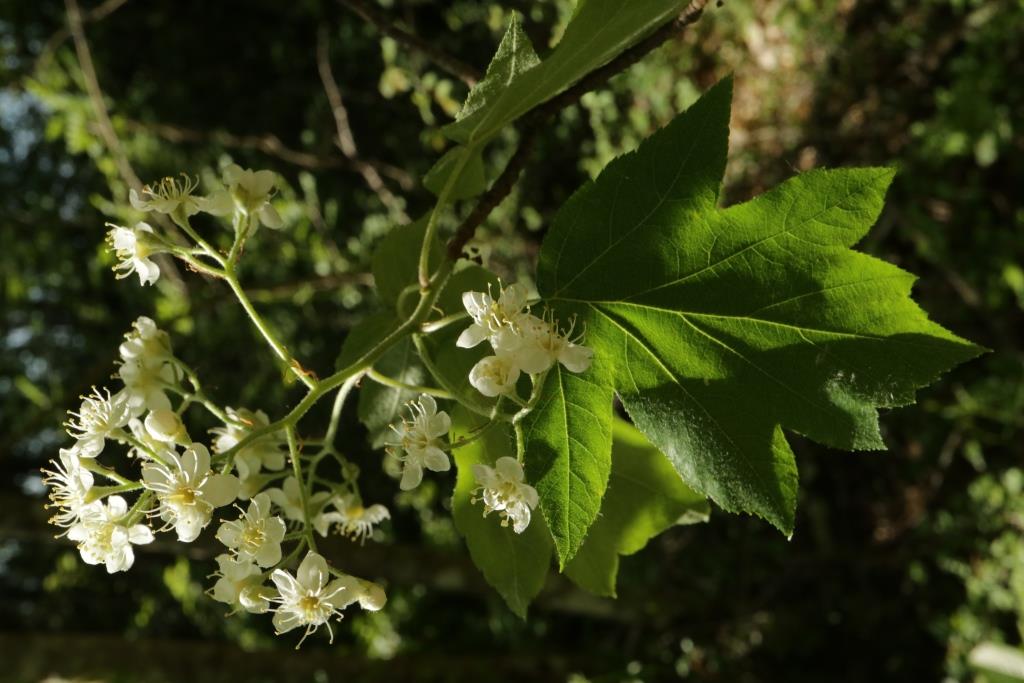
[1,0,1022,681]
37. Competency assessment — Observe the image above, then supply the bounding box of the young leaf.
[371,218,442,309]
[536,77,984,536]
[443,0,695,145]
[423,13,537,201]
[520,362,615,568]
[450,406,552,618]
[565,418,710,598]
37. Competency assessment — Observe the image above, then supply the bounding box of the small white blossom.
[471,456,539,534]
[42,448,95,528]
[270,551,361,645]
[216,493,287,567]
[144,408,189,444]
[67,496,154,573]
[119,316,173,365]
[468,354,521,397]
[106,222,162,286]
[265,476,330,523]
[456,282,530,349]
[142,443,239,542]
[210,554,272,614]
[130,174,228,219]
[313,494,390,543]
[211,408,287,489]
[512,313,594,375]
[385,394,451,491]
[118,357,177,414]
[65,387,132,458]
[215,164,283,230]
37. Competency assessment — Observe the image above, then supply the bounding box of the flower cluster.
[385,394,452,490]
[457,282,593,397]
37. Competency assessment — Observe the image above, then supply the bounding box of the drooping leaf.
[443,0,695,145]
[371,218,442,309]
[451,406,552,618]
[520,360,614,567]
[357,336,425,448]
[565,418,710,597]
[536,77,984,535]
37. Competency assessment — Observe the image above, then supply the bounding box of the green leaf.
[423,146,487,201]
[451,406,552,617]
[565,418,709,597]
[536,77,984,536]
[418,266,500,414]
[520,362,614,567]
[371,218,442,309]
[443,0,693,145]
[336,311,398,371]
[457,13,539,123]
[357,336,425,448]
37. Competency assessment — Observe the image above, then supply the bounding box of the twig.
[64,0,186,289]
[336,0,482,86]
[317,26,409,221]
[120,118,414,189]
[446,0,714,261]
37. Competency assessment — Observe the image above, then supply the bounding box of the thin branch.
[446,0,714,261]
[336,0,482,86]
[35,0,131,73]
[64,0,187,289]
[120,118,414,189]
[317,25,409,221]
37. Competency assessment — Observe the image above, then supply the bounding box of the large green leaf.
[536,77,984,535]
[443,0,694,145]
[520,361,614,567]
[565,418,709,597]
[357,336,426,448]
[450,406,552,617]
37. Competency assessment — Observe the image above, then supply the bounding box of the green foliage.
[520,362,615,566]
[565,418,709,597]
[443,0,695,145]
[371,218,440,309]
[450,406,552,618]
[536,77,983,534]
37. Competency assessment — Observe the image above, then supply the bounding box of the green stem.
[173,213,226,266]
[420,309,470,334]
[410,334,495,419]
[418,145,472,288]
[366,368,453,400]
[323,373,362,451]
[286,426,317,553]
[224,268,318,390]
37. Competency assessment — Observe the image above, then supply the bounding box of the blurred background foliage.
[1,0,1022,681]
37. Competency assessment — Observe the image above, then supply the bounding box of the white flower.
[211,554,273,614]
[65,387,132,458]
[385,394,451,491]
[270,551,361,644]
[471,456,539,534]
[468,354,521,397]
[313,494,390,543]
[119,316,173,365]
[141,443,239,542]
[510,313,594,375]
[118,357,177,414]
[265,476,330,522]
[218,164,283,229]
[42,448,95,528]
[130,174,228,219]
[216,493,287,567]
[211,408,287,488]
[106,222,163,286]
[456,282,530,349]
[144,408,189,444]
[67,496,154,573]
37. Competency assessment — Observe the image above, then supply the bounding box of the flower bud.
[358,582,387,611]
[144,409,188,444]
